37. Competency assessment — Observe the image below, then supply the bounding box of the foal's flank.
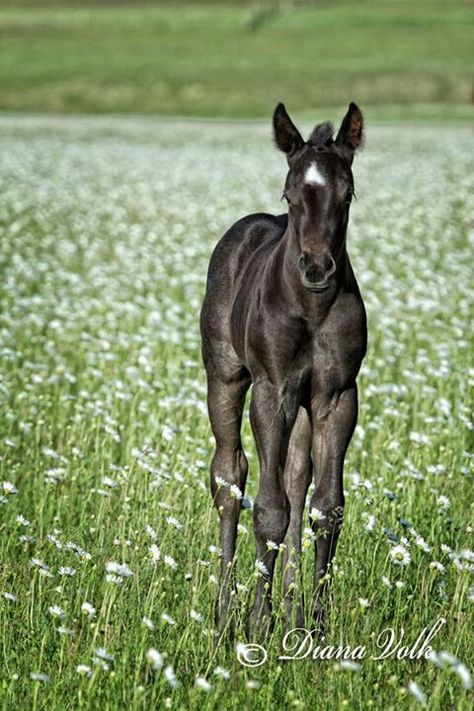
[200,101,367,635]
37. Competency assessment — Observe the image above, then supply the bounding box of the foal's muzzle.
[298,252,336,292]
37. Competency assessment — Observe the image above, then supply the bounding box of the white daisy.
[76,664,92,677]
[105,561,133,578]
[213,666,230,679]
[437,495,450,512]
[94,647,114,662]
[195,676,212,692]
[164,665,178,688]
[146,648,164,670]
[2,481,18,495]
[58,566,76,577]
[30,672,49,683]
[309,507,325,522]
[190,609,204,623]
[142,616,155,630]
[81,602,96,618]
[48,605,66,619]
[229,484,243,499]
[166,516,183,530]
[338,660,361,671]
[164,555,178,570]
[149,544,161,565]
[408,680,427,706]
[389,544,411,566]
[255,560,269,576]
[146,525,158,540]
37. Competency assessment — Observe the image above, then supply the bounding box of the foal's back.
[205,211,287,296]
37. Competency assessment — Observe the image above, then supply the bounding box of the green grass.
[0,115,473,709]
[0,1,473,119]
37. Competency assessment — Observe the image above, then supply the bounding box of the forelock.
[307,121,335,150]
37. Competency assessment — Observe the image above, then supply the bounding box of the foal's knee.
[254,491,290,547]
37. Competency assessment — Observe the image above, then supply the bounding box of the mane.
[307,121,335,150]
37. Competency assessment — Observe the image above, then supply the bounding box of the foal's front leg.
[250,380,298,633]
[281,407,312,630]
[310,386,358,626]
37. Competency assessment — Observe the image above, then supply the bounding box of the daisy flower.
[389,544,411,566]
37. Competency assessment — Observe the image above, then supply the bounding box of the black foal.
[200,102,367,633]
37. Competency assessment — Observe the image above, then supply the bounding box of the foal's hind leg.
[282,407,312,629]
[207,368,250,632]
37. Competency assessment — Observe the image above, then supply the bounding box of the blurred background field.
[0,0,473,122]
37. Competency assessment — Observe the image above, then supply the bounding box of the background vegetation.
[0,0,472,120]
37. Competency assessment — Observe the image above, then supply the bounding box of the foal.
[200,102,367,633]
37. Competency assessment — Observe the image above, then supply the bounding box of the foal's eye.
[344,188,355,205]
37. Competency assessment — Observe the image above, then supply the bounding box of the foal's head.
[273,102,363,292]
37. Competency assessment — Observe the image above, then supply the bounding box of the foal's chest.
[309,298,367,389]
[244,289,366,392]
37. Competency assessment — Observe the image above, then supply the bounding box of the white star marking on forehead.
[304,162,326,186]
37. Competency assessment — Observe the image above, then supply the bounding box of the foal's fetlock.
[215,590,238,638]
[250,604,273,640]
[283,593,305,631]
[249,580,274,639]
[310,603,326,637]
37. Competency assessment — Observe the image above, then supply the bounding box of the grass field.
[0,115,473,709]
[0,0,473,120]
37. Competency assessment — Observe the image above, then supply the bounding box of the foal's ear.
[273,103,305,159]
[335,102,364,155]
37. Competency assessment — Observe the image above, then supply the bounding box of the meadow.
[0,0,473,120]
[0,114,473,710]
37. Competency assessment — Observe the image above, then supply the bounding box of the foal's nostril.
[299,252,336,287]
